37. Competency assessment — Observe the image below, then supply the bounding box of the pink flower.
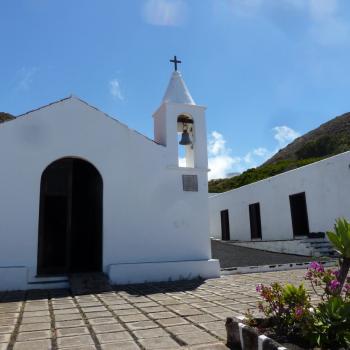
[295,307,303,318]
[256,284,263,293]
[328,279,341,293]
[309,262,324,273]
[332,270,340,278]
[343,284,350,295]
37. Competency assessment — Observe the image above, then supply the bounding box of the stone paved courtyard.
[0,269,319,350]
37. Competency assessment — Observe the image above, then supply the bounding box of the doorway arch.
[37,157,103,275]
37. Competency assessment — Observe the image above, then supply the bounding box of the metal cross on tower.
[170,55,181,71]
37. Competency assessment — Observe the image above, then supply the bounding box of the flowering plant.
[255,282,311,335]
[305,261,350,301]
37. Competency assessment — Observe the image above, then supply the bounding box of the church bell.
[179,129,192,145]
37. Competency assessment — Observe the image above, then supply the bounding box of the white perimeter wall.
[0,97,216,289]
[209,152,350,240]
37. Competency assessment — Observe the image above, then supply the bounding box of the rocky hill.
[209,112,350,193]
[0,112,15,123]
[264,112,350,165]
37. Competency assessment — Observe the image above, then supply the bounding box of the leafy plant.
[256,282,311,335]
[327,218,350,291]
[306,296,350,349]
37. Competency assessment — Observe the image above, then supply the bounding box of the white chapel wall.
[209,151,350,241]
[0,97,217,289]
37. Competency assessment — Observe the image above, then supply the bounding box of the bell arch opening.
[37,157,103,276]
[177,114,194,168]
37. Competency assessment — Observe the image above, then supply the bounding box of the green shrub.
[306,296,350,349]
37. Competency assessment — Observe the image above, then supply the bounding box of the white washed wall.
[0,97,219,290]
[209,152,350,240]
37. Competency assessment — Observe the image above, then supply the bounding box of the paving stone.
[166,324,201,335]
[188,343,229,349]
[0,333,11,343]
[57,334,94,348]
[13,339,52,350]
[55,314,82,322]
[52,303,76,310]
[83,311,111,318]
[21,316,51,324]
[157,317,189,327]
[101,340,140,350]
[20,323,51,332]
[138,336,181,349]
[0,318,17,326]
[81,306,107,313]
[0,343,8,350]
[119,314,149,323]
[57,326,90,337]
[22,310,49,317]
[133,302,158,308]
[0,325,15,333]
[110,303,134,311]
[213,311,240,320]
[139,306,167,313]
[113,308,141,316]
[92,323,125,333]
[76,302,101,308]
[171,307,202,316]
[96,331,133,343]
[177,331,218,346]
[0,312,19,318]
[88,317,117,325]
[17,330,51,341]
[148,311,177,320]
[58,346,96,350]
[209,328,227,340]
[24,305,49,312]
[200,321,225,331]
[125,320,158,331]
[54,308,80,315]
[56,320,86,328]
[186,314,219,324]
[133,327,168,339]
[158,299,181,306]
[190,302,216,309]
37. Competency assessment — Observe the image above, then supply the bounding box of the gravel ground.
[211,240,315,268]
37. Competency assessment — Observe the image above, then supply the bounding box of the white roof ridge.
[162,71,195,105]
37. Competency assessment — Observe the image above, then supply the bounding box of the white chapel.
[0,64,220,291]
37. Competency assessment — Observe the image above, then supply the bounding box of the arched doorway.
[37,158,103,275]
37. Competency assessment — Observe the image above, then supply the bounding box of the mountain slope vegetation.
[0,112,15,123]
[209,112,350,193]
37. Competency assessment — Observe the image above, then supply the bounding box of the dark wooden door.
[249,203,262,239]
[289,192,309,237]
[38,158,103,275]
[220,210,230,241]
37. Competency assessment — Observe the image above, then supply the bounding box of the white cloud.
[16,67,38,91]
[207,126,299,180]
[208,131,226,156]
[142,0,188,26]
[109,79,124,100]
[273,126,300,148]
[208,131,239,180]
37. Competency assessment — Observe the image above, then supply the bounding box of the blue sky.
[1,0,350,179]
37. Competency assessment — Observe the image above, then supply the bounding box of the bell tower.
[153,57,208,171]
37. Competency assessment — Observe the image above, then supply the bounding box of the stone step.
[300,238,329,243]
[69,272,112,295]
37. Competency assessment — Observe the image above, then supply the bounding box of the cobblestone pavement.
[211,240,314,268]
[0,269,318,350]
